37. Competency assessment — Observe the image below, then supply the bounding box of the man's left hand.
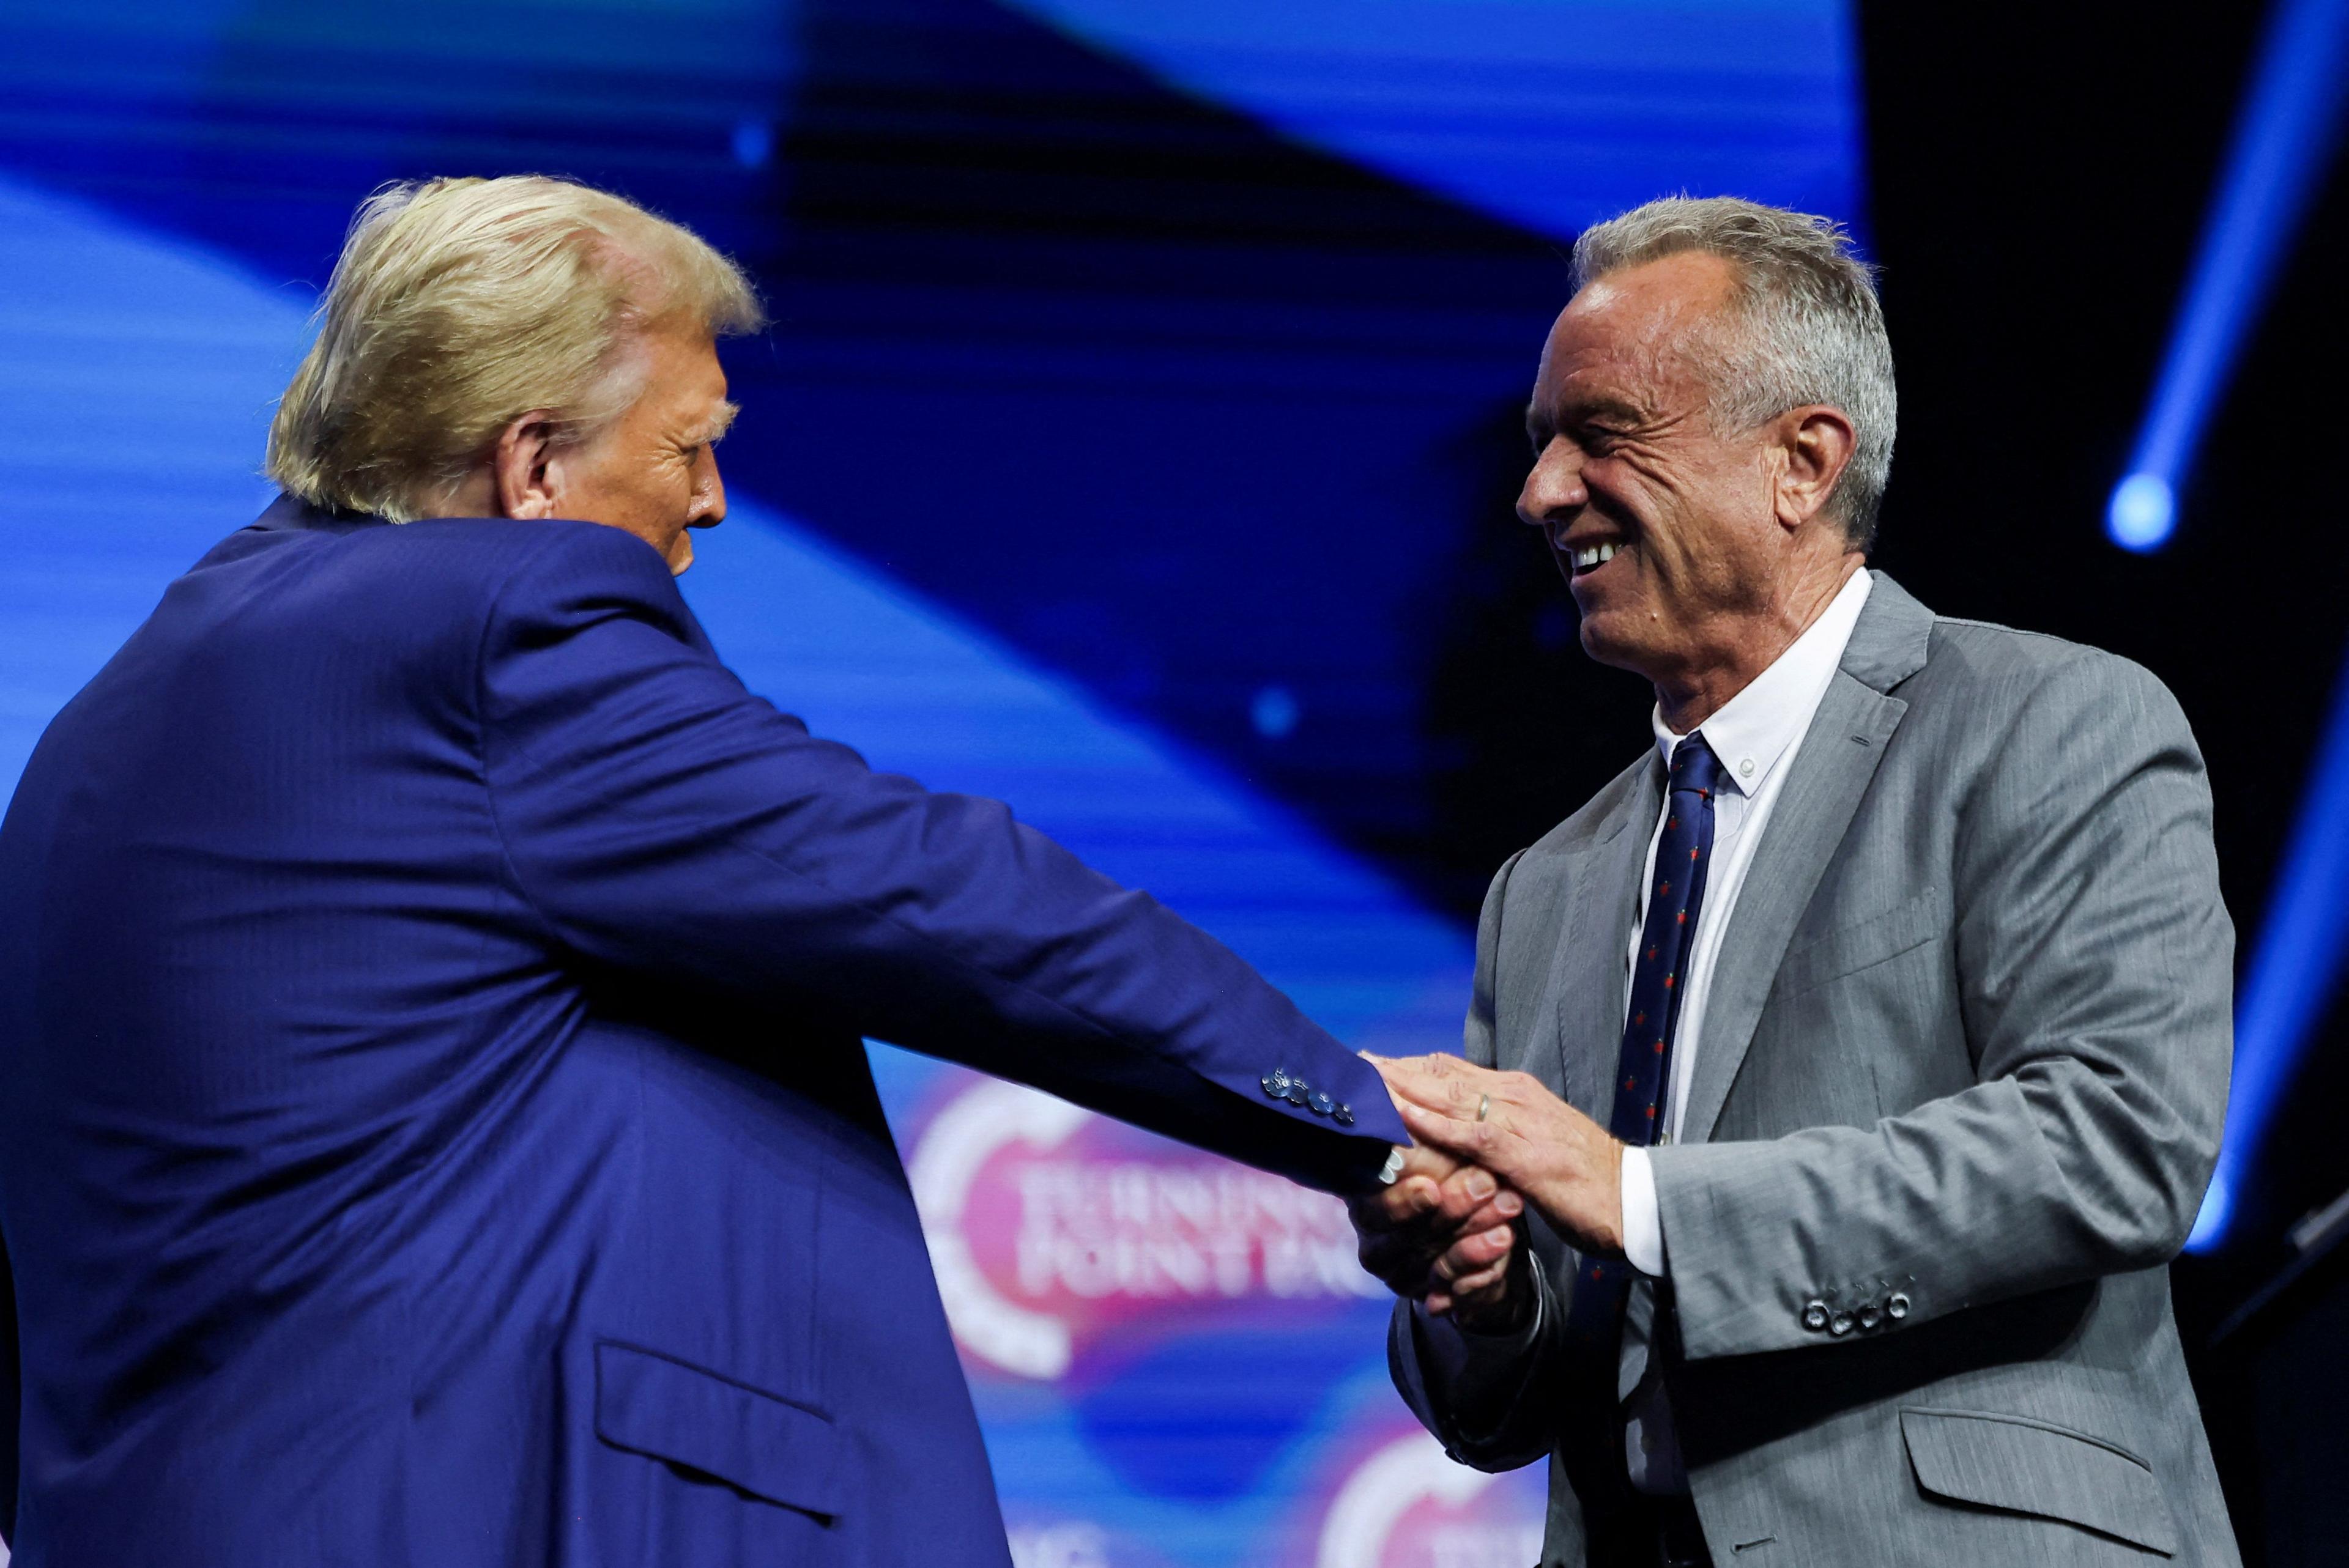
[1370,1054,1627,1259]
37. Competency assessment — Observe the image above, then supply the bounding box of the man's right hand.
[1348,1144,1530,1333]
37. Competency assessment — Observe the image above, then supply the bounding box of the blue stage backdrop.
[0,5,1863,1562]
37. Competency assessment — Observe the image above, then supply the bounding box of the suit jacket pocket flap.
[1901,1407,2175,1555]
[1776,887,1945,997]
[596,1341,845,1518]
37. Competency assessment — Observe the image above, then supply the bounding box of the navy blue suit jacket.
[0,498,1408,1565]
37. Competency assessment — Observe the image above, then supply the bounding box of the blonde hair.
[266,176,763,522]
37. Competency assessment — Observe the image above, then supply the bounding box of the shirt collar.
[1651,569,1876,796]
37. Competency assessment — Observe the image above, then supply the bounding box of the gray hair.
[1571,196,1896,549]
[267,176,764,523]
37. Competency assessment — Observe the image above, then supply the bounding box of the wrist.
[1601,1136,1628,1256]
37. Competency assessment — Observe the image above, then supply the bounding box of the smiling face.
[1517,250,1853,718]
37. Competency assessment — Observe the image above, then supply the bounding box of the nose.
[1515,437,1587,531]
[691,449,727,529]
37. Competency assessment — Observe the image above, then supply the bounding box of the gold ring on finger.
[1475,1093,1490,1123]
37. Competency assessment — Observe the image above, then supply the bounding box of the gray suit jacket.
[1390,574,2240,1566]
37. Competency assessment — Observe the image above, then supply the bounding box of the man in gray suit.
[1349,196,2239,1566]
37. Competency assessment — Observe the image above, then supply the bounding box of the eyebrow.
[696,401,741,444]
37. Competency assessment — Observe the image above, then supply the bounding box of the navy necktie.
[1564,732,1723,1346]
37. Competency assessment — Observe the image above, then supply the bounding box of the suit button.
[1801,1300,1829,1333]
[1857,1304,1882,1332]
[1333,1104,1355,1126]
[1307,1090,1335,1116]
[1828,1312,1854,1337]
[1262,1071,1290,1099]
[1285,1081,1310,1106]
[1887,1292,1911,1320]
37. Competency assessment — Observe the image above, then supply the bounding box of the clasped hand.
[1346,1054,1627,1332]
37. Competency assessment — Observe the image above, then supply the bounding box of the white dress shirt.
[1617,567,1872,1490]
[1411,569,1874,1494]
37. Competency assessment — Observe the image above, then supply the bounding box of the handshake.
[1347,1053,1630,1333]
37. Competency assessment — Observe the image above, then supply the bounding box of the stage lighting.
[2107,473,2175,552]
[2104,0,2349,553]
[2189,631,2349,1251]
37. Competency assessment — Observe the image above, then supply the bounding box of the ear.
[489,411,565,520]
[1770,405,1857,534]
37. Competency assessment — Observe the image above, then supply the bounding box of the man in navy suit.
[0,176,1510,1565]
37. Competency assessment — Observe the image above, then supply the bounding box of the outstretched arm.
[478,525,1408,1193]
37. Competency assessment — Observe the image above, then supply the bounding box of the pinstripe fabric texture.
[1389,574,2240,1567]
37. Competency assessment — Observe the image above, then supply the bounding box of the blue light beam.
[2189,635,2349,1251]
[2107,0,2349,553]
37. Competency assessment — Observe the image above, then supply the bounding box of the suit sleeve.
[475,526,1406,1193]
[1649,651,2233,1360]
[1389,849,1576,1469]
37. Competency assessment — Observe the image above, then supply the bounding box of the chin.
[1575,611,1652,675]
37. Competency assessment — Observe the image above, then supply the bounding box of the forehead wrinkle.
[1543,348,1663,427]
[1556,255,1739,416]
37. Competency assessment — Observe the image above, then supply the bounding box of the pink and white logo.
[1311,1432,1546,1568]
[907,1074,1384,1379]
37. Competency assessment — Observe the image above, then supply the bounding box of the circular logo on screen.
[906,1075,1384,1379]
[1312,1431,1546,1568]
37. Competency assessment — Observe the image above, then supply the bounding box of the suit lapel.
[1543,758,1663,1114]
[1675,572,1935,1144]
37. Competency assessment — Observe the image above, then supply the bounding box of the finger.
[1445,1199,1520,1247]
[1433,1163,1497,1222]
[1395,1096,1500,1167]
[1376,1172,1442,1228]
[1371,1051,1464,1093]
[1373,1051,1463,1089]
[1390,1143,1464,1185]
[1384,1057,1512,1122]
[1456,1220,1512,1277]
[1367,1211,1508,1289]
[1431,1224,1515,1283]
[1432,1174,1523,1239]
[1352,1168,1447,1243]
[1447,1258,1511,1299]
